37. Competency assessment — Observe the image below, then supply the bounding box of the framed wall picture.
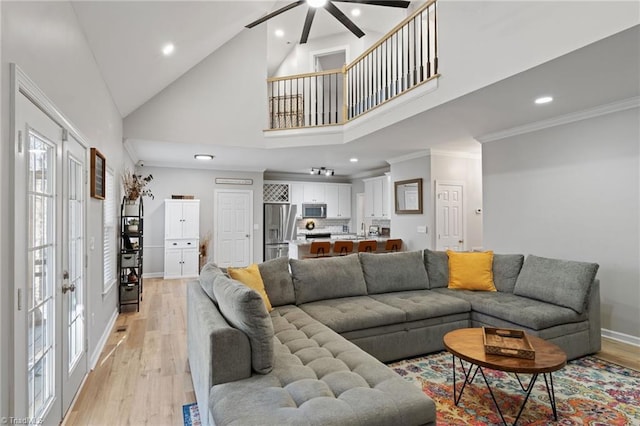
[90,148,106,200]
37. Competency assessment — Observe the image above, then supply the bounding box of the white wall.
[390,155,431,251]
[430,152,483,250]
[1,1,123,415]
[123,27,268,148]
[139,167,264,276]
[482,107,640,339]
[273,30,385,77]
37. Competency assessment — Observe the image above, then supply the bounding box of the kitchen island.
[288,237,398,259]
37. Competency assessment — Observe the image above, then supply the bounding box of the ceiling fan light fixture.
[307,0,327,8]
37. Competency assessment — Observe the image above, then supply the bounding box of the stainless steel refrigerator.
[264,203,297,261]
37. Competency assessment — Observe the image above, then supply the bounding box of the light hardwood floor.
[63,278,639,425]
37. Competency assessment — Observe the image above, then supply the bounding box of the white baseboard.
[90,308,118,370]
[143,272,164,278]
[601,328,640,347]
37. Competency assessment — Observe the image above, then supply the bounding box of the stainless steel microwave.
[302,203,327,218]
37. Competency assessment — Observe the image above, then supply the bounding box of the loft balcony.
[266,0,438,132]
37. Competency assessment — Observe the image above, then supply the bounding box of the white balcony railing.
[267,0,438,130]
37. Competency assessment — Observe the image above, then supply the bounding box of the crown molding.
[478,97,640,144]
[387,150,431,164]
[429,149,481,160]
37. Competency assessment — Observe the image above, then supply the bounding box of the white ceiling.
[71,2,639,177]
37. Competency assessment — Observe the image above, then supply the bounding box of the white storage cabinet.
[164,199,200,279]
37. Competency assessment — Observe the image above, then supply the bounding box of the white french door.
[13,85,87,424]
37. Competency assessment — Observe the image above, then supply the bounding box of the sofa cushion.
[228,264,273,312]
[290,254,368,304]
[370,290,470,322]
[447,250,496,291]
[359,251,429,294]
[433,288,587,330]
[513,255,599,314]
[212,274,275,374]
[299,296,406,333]
[423,249,449,289]
[258,256,295,307]
[493,254,525,293]
[198,262,226,302]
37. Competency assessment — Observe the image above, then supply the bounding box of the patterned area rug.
[389,352,640,426]
[182,402,201,426]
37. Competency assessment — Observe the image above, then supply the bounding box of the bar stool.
[357,240,378,253]
[385,239,403,252]
[333,240,354,256]
[305,241,331,258]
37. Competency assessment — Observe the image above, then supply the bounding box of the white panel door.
[436,182,465,251]
[164,249,183,279]
[215,190,252,267]
[182,248,200,277]
[290,183,304,219]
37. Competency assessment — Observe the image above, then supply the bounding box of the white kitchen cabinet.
[164,200,200,279]
[326,184,351,218]
[364,176,390,219]
[290,183,304,219]
[303,183,325,203]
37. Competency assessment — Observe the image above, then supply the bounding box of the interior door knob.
[62,283,76,294]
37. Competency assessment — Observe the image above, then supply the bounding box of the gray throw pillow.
[359,251,429,294]
[212,274,274,374]
[493,254,525,293]
[513,255,599,314]
[423,249,449,289]
[198,262,226,302]
[289,254,368,304]
[258,256,295,307]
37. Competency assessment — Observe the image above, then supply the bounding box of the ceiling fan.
[246,0,411,44]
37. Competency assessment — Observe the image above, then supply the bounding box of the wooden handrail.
[267,68,344,83]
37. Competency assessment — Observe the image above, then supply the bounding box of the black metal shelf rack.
[119,197,144,312]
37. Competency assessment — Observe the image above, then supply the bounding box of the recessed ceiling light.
[275,29,285,38]
[162,43,175,56]
[307,0,327,8]
[534,96,553,104]
[351,8,361,17]
[194,154,214,160]
[350,158,359,163]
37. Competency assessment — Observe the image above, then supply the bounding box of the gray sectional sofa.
[188,250,600,426]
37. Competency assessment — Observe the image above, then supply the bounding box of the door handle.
[245,234,250,238]
[62,270,75,293]
[62,283,76,294]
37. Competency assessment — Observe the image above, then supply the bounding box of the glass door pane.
[27,131,56,419]
[67,156,84,370]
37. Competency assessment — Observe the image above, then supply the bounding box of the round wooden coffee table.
[443,328,567,426]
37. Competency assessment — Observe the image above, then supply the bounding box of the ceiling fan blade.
[300,8,317,44]
[325,1,365,38]
[246,1,305,29]
[334,0,411,8]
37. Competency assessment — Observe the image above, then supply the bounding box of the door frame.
[213,189,254,266]
[434,180,466,251]
[10,64,90,421]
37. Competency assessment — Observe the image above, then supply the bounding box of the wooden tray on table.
[483,327,536,360]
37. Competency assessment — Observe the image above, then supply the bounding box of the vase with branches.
[122,170,154,202]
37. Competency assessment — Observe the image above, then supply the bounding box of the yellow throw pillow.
[228,264,273,312]
[446,250,497,291]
